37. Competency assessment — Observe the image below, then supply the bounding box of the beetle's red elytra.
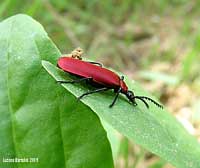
[57,48,163,109]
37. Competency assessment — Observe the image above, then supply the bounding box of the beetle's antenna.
[134,96,163,109]
[133,97,149,108]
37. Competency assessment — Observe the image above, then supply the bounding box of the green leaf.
[100,119,121,159]
[42,60,200,168]
[0,14,113,168]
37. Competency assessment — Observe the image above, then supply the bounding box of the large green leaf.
[0,14,114,168]
[42,60,200,168]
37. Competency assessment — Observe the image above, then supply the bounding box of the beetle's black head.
[126,90,137,106]
[125,90,163,109]
[126,90,134,99]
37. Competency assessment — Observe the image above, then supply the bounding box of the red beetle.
[57,49,162,109]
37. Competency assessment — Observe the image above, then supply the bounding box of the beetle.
[57,49,163,109]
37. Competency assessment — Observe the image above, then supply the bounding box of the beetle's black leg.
[109,76,125,107]
[87,61,103,67]
[78,87,110,100]
[109,88,122,108]
[57,77,92,84]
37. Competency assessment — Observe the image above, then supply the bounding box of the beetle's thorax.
[120,79,128,93]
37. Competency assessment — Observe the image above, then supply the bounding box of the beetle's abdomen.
[58,57,121,88]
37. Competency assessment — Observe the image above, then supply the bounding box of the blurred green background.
[1,0,200,167]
